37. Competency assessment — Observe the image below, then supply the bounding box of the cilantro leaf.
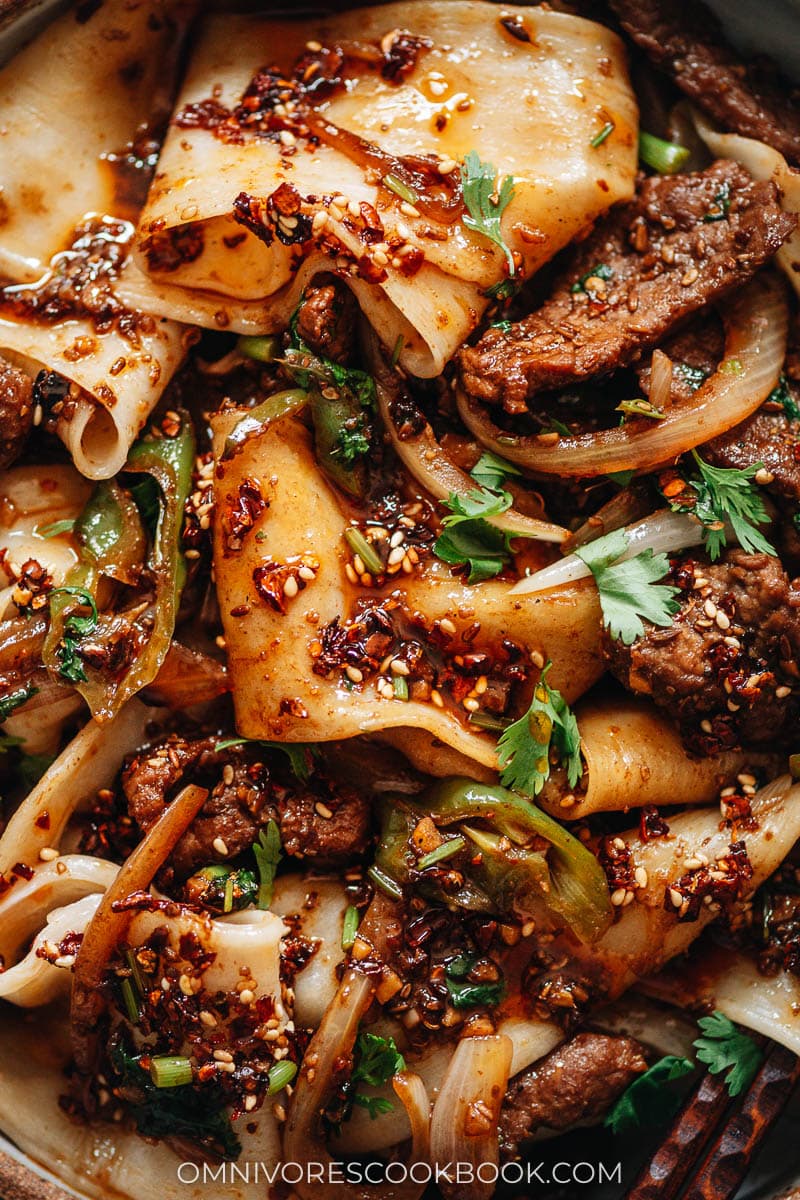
[253,820,282,909]
[444,955,506,1009]
[496,661,583,796]
[333,418,371,464]
[668,451,776,562]
[351,1031,405,1119]
[0,684,38,722]
[214,737,317,782]
[768,374,800,422]
[49,586,99,684]
[693,1011,762,1097]
[470,451,521,492]
[460,150,516,275]
[571,262,614,295]
[605,1055,694,1136]
[575,528,680,645]
[442,486,513,523]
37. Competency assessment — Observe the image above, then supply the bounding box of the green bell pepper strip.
[375,778,612,944]
[42,414,195,721]
[222,388,309,460]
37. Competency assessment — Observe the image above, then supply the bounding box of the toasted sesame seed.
[431,689,444,708]
[54,954,76,969]
[347,199,361,218]
[611,888,627,906]
[315,801,333,819]
[213,1049,234,1063]
[669,887,684,908]
[715,610,731,630]
[311,209,328,234]
[440,618,457,636]
[437,158,458,175]
[390,659,410,676]
[222,764,235,785]
[279,129,296,147]
[700,719,713,733]
[400,201,420,218]
[345,563,358,585]
[681,266,699,286]
[463,697,480,712]
[703,599,717,619]
[200,1010,217,1027]
[634,866,648,889]
[777,685,792,698]
[39,847,59,862]
[390,530,405,548]
[345,665,363,684]
[213,837,229,856]
[298,565,315,581]
[755,468,774,485]
[179,974,194,996]
[387,545,405,566]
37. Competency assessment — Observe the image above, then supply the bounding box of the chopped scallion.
[392,675,409,701]
[382,173,418,205]
[341,904,360,950]
[149,1055,193,1089]
[237,335,281,363]
[367,864,403,900]
[417,835,466,871]
[268,1060,298,1094]
[638,131,691,175]
[468,710,512,732]
[36,518,76,539]
[120,977,140,1025]
[344,527,383,576]
[590,121,615,148]
[391,334,405,367]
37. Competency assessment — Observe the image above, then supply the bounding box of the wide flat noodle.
[126,1,637,375]
[211,413,603,768]
[0,0,190,479]
[538,693,781,819]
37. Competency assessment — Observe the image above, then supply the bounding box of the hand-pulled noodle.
[127,1,637,375]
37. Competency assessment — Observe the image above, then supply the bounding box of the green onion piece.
[149,1055,193,1088]
[223,872,235,914]
[468,710,512,732]
[638,131,691,176]
[382,173,418,205]
[368,864,403,900]
[36,518,76,539]
[341,904,360,950]
[223,389,309,459]
[120,977,140,1024]
[391,335,404,367]
[616,398,666,421]
[268,1060,298,1094]
[344,527,383,576]
[721,358,743,376]
[790,753,800,781]
[590,121,615,148]
[417,835,466,871]
[392,675,409,701]
[237,335,281,363]
[125,949,145,995]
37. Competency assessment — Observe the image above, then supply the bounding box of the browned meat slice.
[500,1033,647,1159]
[605,550,800,754]
[122,736,371,878]
[705,410,800,503]
[294,278,358,364]
[0,355,33,468]
[458,162,794,414]
[610,0,800,166]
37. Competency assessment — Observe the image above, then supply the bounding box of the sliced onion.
[648,349,674,411]
[429,1035,513,1200]
[457,274,788,477]
[70,783,209,1073]
[511,509,704,595]
[143,641,229,708]
[363,327,566,544]
[283,895,428,1200]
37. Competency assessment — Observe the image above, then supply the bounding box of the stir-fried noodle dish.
[3,1,800,1196]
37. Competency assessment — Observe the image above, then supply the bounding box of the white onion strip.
[364,327,567,544]
[429,1035,513,1200]
[457,274,788,477]
[511,509,704,595]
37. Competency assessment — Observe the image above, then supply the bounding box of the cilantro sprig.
[460,150,516,276]
[470,451,522,491]
[693,1010,762,1096]
[50,587,99,684]
[667,450,776,562]
[434,484,515,583]
[444,954,506,1010]
[253,820,282,910]
[606,1011,762,1136]
[496,660,582,797]
[351,1032,405,1119]
[605,1055,694,1136]
[215,737,318,783]
[575,528,680,645]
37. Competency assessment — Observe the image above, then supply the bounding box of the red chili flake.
[35,811,51,831]
[224,478,266,554]
[598,837,635,891]
[380,30,432,81]
[12,862,34,881]
[500,14,532,42]
[142,223,205,273]
[640,805,669,842]
[665,839,753,922]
